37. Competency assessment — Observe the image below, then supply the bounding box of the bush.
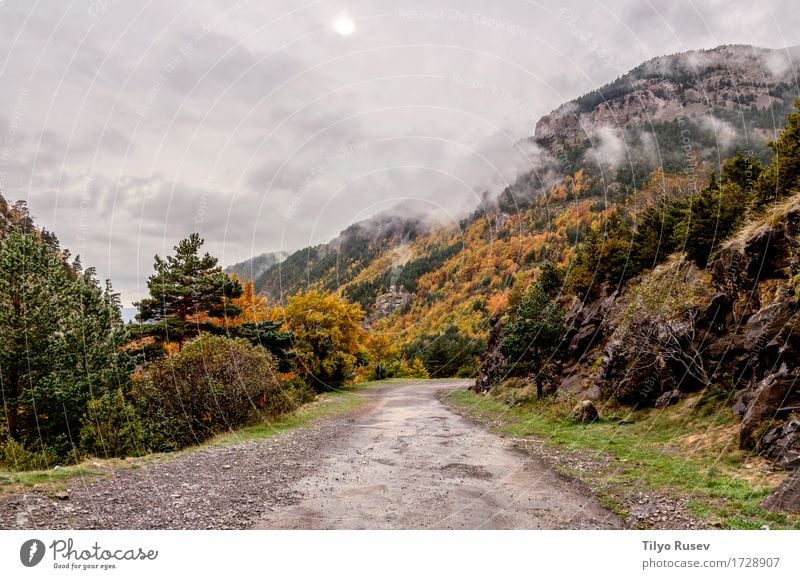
[80,389,148,458]
[0,439,59,471]
[135,334,291,450]
[370,356,430,380]
[266,376,317,416]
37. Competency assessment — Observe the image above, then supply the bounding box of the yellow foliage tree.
[283,290,365,390]
[209,274,277,328]
[230,275,271,324]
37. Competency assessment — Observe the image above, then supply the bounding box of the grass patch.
[0,467,99,492]
[442,388,800,529]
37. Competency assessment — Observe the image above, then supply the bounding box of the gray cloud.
[1,0,799,304]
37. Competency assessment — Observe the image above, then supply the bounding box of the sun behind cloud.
[333,16,355,36]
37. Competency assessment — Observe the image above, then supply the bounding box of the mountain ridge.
[250,44,800,309]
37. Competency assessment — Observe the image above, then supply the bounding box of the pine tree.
[0,231,68,444]
[500,282,565,398]
[755,98,800,206]
[135,233,242,348]
[0,232,131,457]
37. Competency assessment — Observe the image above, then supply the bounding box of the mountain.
[535,44,800,153]
[225,250,288,281]
[255,44,799,344]
[254,209,440,306]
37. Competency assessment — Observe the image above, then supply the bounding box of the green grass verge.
[441,388,800,529]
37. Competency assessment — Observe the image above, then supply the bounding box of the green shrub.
[266,376,316,416]
[135,334,291,450]
[80,389,148,458]
[0,439,59,471]
[455,363,477,378]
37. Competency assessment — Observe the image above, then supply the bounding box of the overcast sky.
[1,0,799,305]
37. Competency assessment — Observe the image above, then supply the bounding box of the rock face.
[473,319,507,393]
[706,203,800,458]
[534,45,800,151]
[368,285,411,324]
[763,470,800,513]
[563,287,617,360]
[474,196,800,489]
[740,368,800,449]
[759,420,800,470]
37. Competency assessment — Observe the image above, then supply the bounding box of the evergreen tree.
[722,150,762,192]
[0,232,131,458]
[755,98,800,206]
[679,176,750,268]
[406,326,484,378]
[500,283,565,398]
[0,231,68,444]
[566,209,635,296]
[135,233,242,349]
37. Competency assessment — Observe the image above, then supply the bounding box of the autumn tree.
[365,332,428,380]
[227,275,270,325]
[283,290,365,390]
[135,233,242,349]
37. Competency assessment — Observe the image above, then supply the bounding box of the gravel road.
[1,380,622,529]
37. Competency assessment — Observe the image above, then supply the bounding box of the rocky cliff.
[478,197,800,508]
[534,45,800,151]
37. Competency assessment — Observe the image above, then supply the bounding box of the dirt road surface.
[1,380,622,529]
[255,380,620,529]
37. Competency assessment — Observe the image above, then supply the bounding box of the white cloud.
[697,115,739,150]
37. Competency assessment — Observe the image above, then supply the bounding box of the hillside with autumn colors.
[248,47,799,377]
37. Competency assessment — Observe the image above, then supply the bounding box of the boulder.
[568,323,603,358]
[762,470,800,513]
[697,291,732,328]
[732,387,755,417]
[572,400,599,424]
[740,367,800,449]
[560,370,602,400]
[759,419,800,470]
[601,336,666,407]
[563,286,617,359]
[743,223,793,281]
[654,390,682,408]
